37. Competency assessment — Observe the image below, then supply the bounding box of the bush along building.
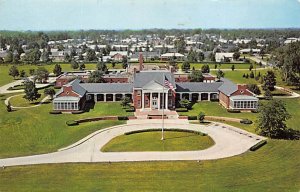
[53,55,258,112]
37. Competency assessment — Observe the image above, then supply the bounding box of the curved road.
[0,120,265,167]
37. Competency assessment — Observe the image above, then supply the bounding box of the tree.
[23,49,41,64]
[79,63,86,70]
[44,88,56,100]
[111,62,116,68]
[20,70,26,78]
[248,84,261,95]
[174,36,186,54]
[13,53,20,63]
[231,64,235,71]
[262,70,276,91]
[71,60,79,70]
[216,69,225,81]
[250,71,255,78]
[198,112,205,123]
[256,100,291,138]
[264,89,273,100]
[189,70,204,82]
[88,70,104,83]
[209,52,216,62]
[6,102,12,112]
[53,64,62,76]
[201,64,210,73]
[233,52,240,60]
[4,51,13,63]
[197,52,205,62]
[249,63,253,71]
[41,51,50,63]
[8,65,19,79]
[97,62,108,73]
[122,56,128,69]
[121,97,131,108]
[181,61,190,72]
[86,49,97,61]
[179,99,192,110]
[23,81,41,102]
[34,67,49,83]
[64,53,71,62]
[29,69,35,76]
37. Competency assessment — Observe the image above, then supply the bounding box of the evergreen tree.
[23,81,41,102]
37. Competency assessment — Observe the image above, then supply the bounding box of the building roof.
[176,82,223,93]
[55,79,86,97]
[161,53,185,57]
[134,70,176,89]
[218,78,237,96]
[230,95,258,101]
[53,96,80,102]
[80,83,133,93]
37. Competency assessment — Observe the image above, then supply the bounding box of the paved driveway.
[0,120,266,167]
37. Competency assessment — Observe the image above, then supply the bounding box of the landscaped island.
[101,130,214,152]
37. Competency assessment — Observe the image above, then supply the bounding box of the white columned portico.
[94,94,97,102]
[165,92,168,109]
[158,93,161,110]
[142,92,145,109]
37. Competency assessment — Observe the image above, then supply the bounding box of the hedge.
[176,108,188,112]
[125,108,135,112]
[250,140,267,151]
[66,120,79,126]
[49,111,62,115]
[118,116,129,120]
[227,109,241,113]
[124,128,207,136]
[71,110,84,114]
[188,116,197,120]
[240,119,253,124]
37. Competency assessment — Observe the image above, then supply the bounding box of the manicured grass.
[101,131,214,152]
[9,92,46,107]
[0,139,299,191]
[0,94,130,158]
[211,69,268,84]
[179,101,257,121]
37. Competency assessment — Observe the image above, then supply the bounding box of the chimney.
[139,53,144,71]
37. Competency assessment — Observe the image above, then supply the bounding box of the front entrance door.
[152,100,158,109]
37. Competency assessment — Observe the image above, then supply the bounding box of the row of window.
[231,101,258,109]
[53,102,79,110]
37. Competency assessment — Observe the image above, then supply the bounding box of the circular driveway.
[0,120,266,167]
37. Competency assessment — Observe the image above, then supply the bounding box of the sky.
[0,0,300,30]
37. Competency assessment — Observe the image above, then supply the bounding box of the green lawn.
[0,139,299,192]
[211,69,268,84]
[9,92,46,107]
[0,94,130,158]
[0,63,126,87]
[101,131,214,152]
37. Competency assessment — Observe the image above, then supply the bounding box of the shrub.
[176,108,188,112]
[118,116,129,120]
[251,109,259,113]
[188,116,197,120]
[240,119,253,124]
[66,120,79,126]
[125,129,207,136]
[227,109,241,113]
[49,111,62,115]
[71,111,84,114]
[125,107,135,112]
[250,140,267,151]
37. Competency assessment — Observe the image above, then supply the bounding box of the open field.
[101,131,214,152]
[0,139,299,192]
[0,94,130,158]
[9,92,46,107]
[211,69,268,84]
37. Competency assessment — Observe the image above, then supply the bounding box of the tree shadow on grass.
[266,129,300,140]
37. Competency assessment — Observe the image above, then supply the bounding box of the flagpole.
[161,74,165,140]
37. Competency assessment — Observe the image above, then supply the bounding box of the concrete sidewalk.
[0,120,266,167]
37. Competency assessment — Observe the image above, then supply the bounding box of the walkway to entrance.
[135,109,178,119]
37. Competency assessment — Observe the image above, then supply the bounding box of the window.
[137,91,141,96]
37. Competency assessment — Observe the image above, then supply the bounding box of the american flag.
[164,76,176,96]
